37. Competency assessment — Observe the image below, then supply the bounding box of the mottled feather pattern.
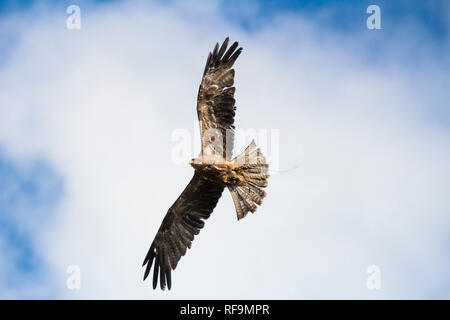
[228,140,270,220]
[142,173,224,290]
[197,37,242,160]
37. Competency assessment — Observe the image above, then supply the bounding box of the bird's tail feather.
[228,140,269,220]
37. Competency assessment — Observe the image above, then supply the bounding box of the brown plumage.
[142,38,269,290]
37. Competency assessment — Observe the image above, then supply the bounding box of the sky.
[0,0,449,299]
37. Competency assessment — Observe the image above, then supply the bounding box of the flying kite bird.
[142,38,270,290]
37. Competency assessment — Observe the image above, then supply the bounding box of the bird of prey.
[142,38,270,290]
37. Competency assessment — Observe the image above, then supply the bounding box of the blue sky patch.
[0,151,63,297]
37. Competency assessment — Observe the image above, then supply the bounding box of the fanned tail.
[228,140,269,220]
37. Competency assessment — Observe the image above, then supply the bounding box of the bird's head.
[188,158,201,168]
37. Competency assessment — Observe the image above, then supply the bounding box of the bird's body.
[190,156,248,186]
[142,38,270,290]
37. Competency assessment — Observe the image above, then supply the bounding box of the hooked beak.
[188,160,194,165]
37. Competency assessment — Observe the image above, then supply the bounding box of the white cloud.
[0,0,449,298]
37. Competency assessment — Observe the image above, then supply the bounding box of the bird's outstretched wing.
[197,37,242,160]
[142,173,224,290]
